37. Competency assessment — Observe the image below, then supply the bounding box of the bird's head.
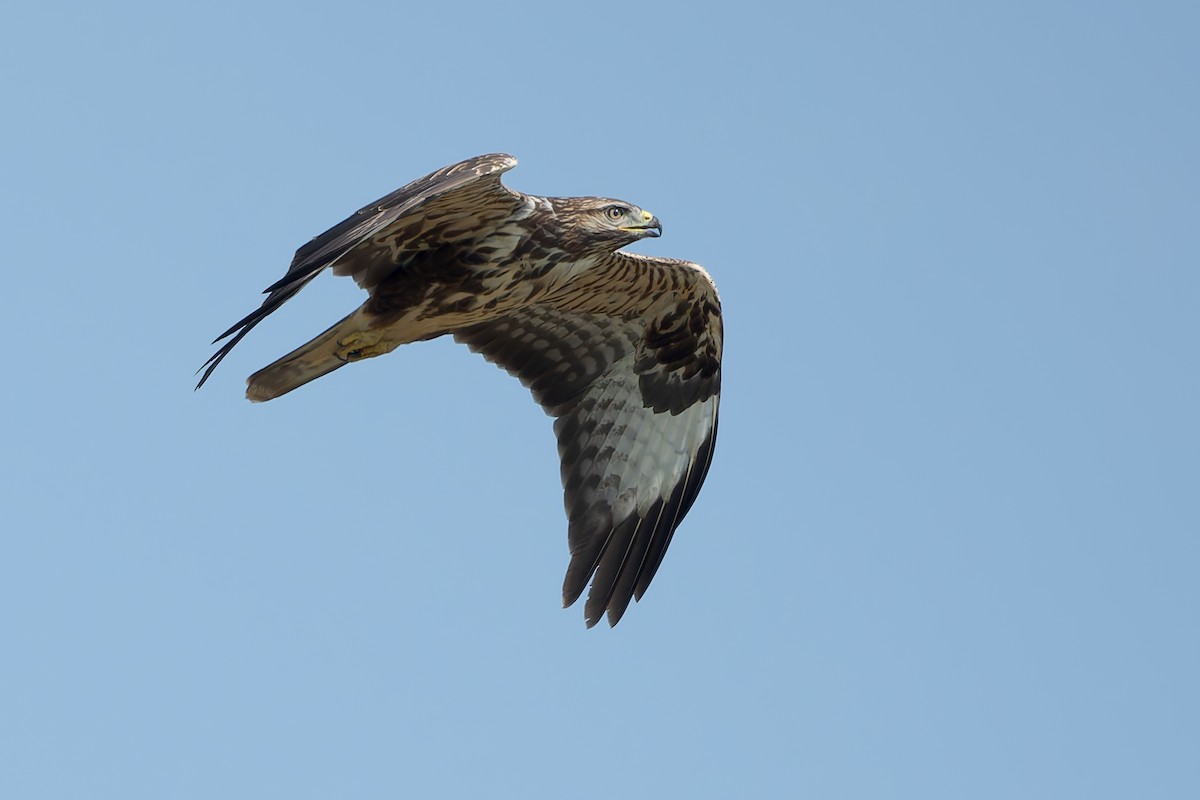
[551,197,662,253]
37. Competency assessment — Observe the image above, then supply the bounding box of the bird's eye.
[605,206,626,220]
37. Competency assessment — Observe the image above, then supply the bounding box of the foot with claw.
[337,330,390,361]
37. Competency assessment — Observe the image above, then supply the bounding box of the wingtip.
[194,357,220,391]
[565,587,608,629]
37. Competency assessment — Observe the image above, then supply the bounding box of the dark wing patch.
[196,154,521,389]
[455,302,721,627]
[637,294,723,414]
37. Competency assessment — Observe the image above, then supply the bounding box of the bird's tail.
[245,310,365,402]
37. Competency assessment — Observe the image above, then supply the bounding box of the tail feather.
[246,312,362,402]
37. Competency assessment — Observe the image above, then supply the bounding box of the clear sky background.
[2,2,1197,798]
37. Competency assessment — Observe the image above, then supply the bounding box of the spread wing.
[455,252,722,627]
[197,153,525,388]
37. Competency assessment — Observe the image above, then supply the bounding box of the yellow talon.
[336,331,386,361]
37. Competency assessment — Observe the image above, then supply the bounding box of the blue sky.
[3,2,1197,797]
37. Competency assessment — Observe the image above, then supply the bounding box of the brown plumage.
[198,154,722,627]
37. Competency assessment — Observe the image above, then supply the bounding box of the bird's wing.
[454,252,722,626]
[197,153,524,388]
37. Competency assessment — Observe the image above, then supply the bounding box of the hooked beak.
[622,210,662,238]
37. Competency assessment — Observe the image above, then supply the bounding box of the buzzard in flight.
[198,154,722,627]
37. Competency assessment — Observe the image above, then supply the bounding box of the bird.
[197,154,722,627]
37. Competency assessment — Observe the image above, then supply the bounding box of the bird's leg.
[336,330,395,361]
